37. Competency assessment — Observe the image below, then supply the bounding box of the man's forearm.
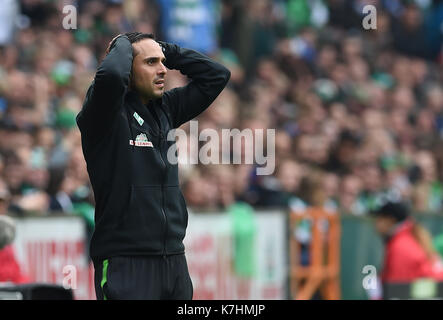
[158,41,231,128]
[159,41,230,99]
[93,35,133,106]
[77,35,133,141]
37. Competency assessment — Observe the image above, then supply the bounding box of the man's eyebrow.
[143,56,166,62]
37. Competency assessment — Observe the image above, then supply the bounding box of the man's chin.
[154,90,164,98]
[154,92,164,99]
[138,88,164,101]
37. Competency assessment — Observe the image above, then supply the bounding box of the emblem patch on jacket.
[133,111,144,126]
[129,133,153,147]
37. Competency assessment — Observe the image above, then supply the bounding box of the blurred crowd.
[0,0,443,222]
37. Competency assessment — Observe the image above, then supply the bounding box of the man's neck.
[128,89,156,107]
[140,95,152,106]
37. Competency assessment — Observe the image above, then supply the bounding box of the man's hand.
[156,40,166,53]
[105,34,123,55]
[156,40,178,70]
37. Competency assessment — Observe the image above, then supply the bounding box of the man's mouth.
[154,79,165,88]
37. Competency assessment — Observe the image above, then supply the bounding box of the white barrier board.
[11,211,287,300]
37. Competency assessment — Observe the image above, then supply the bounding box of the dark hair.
[124,32,155,44]
[372,201,409,222]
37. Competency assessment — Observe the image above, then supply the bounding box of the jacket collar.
[126,90,163,135]
[383,219,414,243]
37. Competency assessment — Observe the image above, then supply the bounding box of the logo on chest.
[129,133,153,147]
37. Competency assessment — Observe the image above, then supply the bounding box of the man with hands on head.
[76,32,230,300]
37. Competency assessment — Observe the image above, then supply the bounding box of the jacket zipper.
[158,131,168,259]
[152,104,168,259]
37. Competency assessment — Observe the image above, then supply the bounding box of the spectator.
[0,178,30,284]
[412,150,443,213]
[339,174,364,215]
[372,201,443,283]
[391,2,433,59]
[255,157,304,208]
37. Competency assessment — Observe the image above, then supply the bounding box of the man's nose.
[158,63,167,75]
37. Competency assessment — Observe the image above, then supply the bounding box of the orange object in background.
[289,208,341,300]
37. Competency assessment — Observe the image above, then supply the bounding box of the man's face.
[130,39,167,102]
[374,216,396,236]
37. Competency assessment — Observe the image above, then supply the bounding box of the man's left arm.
[159,42,231,128]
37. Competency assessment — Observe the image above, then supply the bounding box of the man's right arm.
[76,35,133,142]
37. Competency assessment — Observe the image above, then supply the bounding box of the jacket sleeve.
[159,42,231,129]
[76,35,133,141]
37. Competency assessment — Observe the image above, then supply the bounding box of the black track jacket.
[76,35,230,262]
